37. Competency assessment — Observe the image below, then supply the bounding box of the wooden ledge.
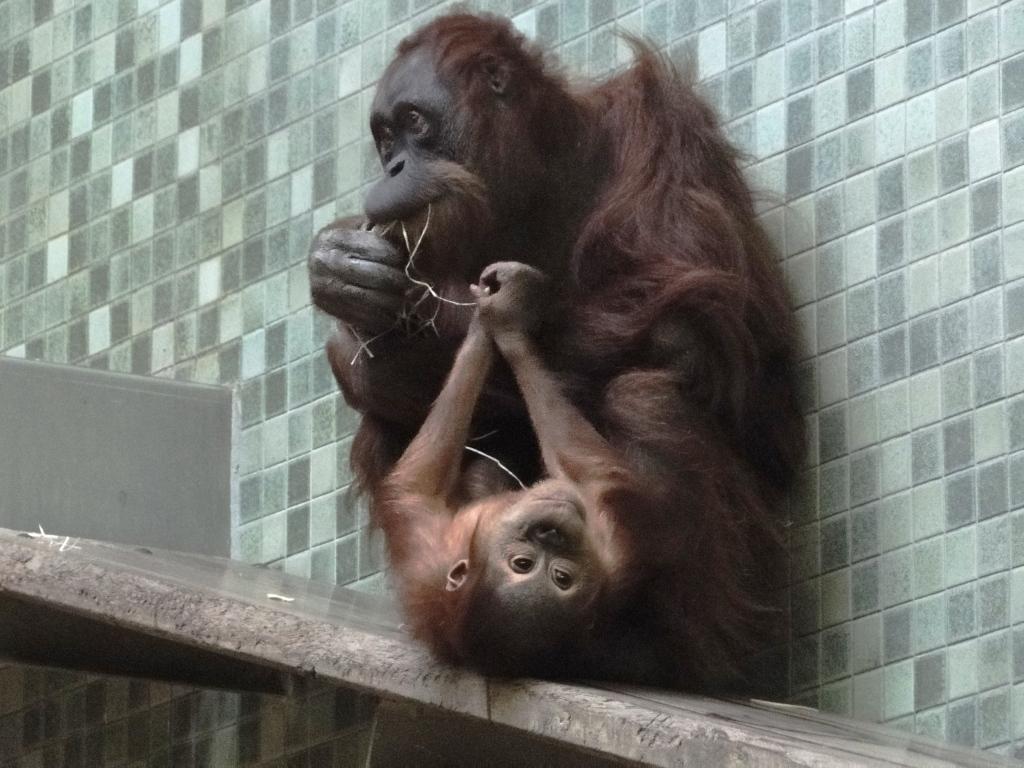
[0,528,1011,767]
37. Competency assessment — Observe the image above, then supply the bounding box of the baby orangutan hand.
[472,261,551,340]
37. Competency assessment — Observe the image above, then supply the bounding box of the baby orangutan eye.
[509,555,534,573]
[551,567,573,590]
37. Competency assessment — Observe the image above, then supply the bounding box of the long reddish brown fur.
[337,15,805,689]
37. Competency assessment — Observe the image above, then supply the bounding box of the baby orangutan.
[377,261,781,686]
[377,261,632,677]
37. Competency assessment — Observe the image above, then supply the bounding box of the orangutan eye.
[551,568,573,590]
[406,109,429,137]
[509,556,534,573]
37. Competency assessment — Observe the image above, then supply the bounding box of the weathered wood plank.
[0,529,1014,768]
[0,530,488,716]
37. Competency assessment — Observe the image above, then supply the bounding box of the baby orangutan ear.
[445,559,469,592]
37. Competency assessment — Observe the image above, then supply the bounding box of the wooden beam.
[0,528,1011,768]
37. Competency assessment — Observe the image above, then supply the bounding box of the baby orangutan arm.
[385,317,495,506]
[376,315,496,593]
[475,262,632,498]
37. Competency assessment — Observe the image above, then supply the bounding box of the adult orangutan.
[308,14,804,687]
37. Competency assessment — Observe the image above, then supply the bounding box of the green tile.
[819,569,851,626]
[915,705,946,741]
[262,511,286,562]
[819,679,851,716]
[881,493,913,550]
[914,593,947,653]
[949,638,979,700]
[884,660,915,720]
[979,574,1010,633]
[978,687,1010,747]
[914,651,946,710]
[946,525,979,587]
[914,537,945,598]
[882,548,913,607]
[978,630,1011,691]
[948,583,977,642]
[913,480,945,540]
[853,668,883,721]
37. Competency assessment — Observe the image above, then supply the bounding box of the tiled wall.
[2,0,1023,759]
[0,665,376,766]
[762,0,1024,754]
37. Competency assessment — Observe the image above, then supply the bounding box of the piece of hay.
[400,205,475,310]
[463,445,526,489]
[26,525,81,552]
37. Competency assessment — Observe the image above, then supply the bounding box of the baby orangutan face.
[444,479,609,672]
[465,480,601,595]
